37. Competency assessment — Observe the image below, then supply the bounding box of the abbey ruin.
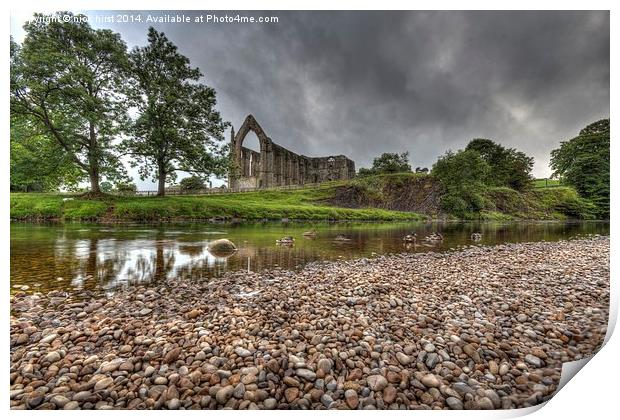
[229,115,356,189]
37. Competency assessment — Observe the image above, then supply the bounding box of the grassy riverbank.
[9,185,427,222]
[10,174,597,222]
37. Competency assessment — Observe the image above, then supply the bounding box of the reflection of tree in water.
[178,244,206,257]
[10,221,610,293]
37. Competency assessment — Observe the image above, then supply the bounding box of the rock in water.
[208,239,238,257]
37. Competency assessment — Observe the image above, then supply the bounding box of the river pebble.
[9,238,609,410]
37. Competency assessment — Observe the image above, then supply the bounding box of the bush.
[180,176,206,191]
[432,149,491,217]
[115,182,137,194]
[100,181,113,192]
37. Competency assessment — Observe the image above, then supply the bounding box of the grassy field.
[10,175,596,222]
[10,185,427,222]
[533,178,562,188]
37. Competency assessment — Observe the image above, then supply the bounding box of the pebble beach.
[10,237,610,410]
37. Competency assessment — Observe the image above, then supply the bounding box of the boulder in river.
[208,239,237,257]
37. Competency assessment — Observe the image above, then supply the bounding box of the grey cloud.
[13,10,610,187]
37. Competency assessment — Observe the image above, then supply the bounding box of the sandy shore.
[10,237,609,410]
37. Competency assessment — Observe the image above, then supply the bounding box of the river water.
[10,221,609,294]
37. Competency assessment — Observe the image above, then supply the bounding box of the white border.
[3,1,616,419]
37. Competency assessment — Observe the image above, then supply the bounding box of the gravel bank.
[10,237,609,410]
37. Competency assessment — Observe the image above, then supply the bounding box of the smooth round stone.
[345,389,359,409]
[382,385,397,404]
[321,393,334,408]
[64,401,80,410]
[425,353,439,369]
[233,383,246,399]
[296,368,317,381]
[396,352,411,365]
[72,391,92,402]
[235,348,252,358]
[446,397,463,410]
[477,396,495,410]
[263,398,277,409]
[525,354,542,367]
[317,358,333,373]
[499,363,510,376]
[421,374,441,388]
[45,351,61,363]
[216,385,234,405]
[367,375,388,391]
[424,343,436,353]
[154,376,168,385]
[94,377,114,391]
[166,398,181,409]
[51,395,71,408]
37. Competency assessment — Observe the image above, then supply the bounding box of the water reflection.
[10,221,609,293]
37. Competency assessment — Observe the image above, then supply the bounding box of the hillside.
[327,173,597,221]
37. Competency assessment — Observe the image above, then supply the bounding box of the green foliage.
[179,176,206,191]
[100,182,113,192]
[115,182,137,194]
[465,138,533,191]
[483,186,597,220]
[10,14,130,193]
[431,149,491,217]
[124,27,228,196]
[358,152,411,176]
[550,119,610,218]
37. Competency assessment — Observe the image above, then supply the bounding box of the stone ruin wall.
[230,115,355,189]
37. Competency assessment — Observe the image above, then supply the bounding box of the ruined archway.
[228,115,355,189]
[230,115,274,188]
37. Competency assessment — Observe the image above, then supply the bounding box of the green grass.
[10,185,427,222]
[483,186,597,220]
[11,175,597,222]
[533,178,561,188]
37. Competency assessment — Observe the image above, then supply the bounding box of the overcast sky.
[11,10,609,189]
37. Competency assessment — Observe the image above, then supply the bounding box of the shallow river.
[10,221,609,294]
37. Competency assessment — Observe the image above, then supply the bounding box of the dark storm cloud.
[13,10,610,182]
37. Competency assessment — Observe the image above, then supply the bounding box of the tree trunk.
[157,165,166,197]
[89,167,101,194]
[88,121,101,194]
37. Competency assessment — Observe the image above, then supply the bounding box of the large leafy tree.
[10,114,82,192]
[431,149,491,217]
[358,152,411,176]
[465,138,533,191]
[550,119,610,218]
[125,27,228,196]
[10,14,130,194]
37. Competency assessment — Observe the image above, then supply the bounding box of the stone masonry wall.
[229,115,355,189]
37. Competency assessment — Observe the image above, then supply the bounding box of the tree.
[431,149,491,217]
[124,27,228,197]
[550,119,610,218]
[10,14,130,194]
[10,114,82,192]
[358,152,411,176]
[100,181,113,192]
[179,176,206,191]
[465,138,533,191]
